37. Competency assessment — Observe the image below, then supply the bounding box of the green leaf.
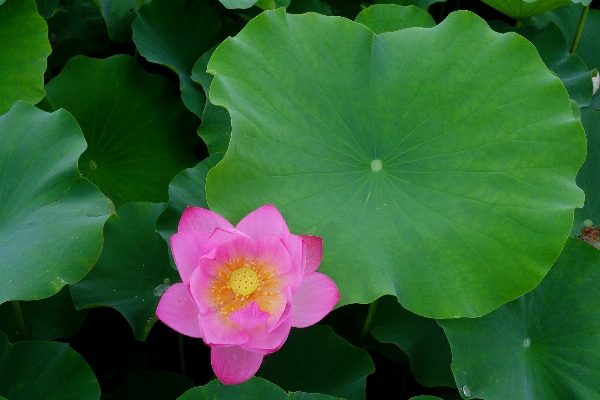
[258,325,375,400]
[0,0,51,115]
[96,0,150,43]
[132,0,223,116]
[571,110,600,236]
[287,0,332,15]
[376,0,446,11]
[439,238,600,400]
[0,331,100,400]
[517,24,592,107]
[0,102,114,303]
[178,377,344,399]
[101,370,194,400]
[205,9,585,318]
[355,4,435,34]
[35,0,63,18]
[46,0,104,43]
[0,287,88,342]
[481,0,571,20]
[370,296,454,387]
[191,50,232,154]
[218,0,258,9]
[156,153,224,244]
[44,55,199,208]
[526,4,600,71]
[71,203,181,340]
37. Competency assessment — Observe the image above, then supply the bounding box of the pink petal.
[256,234,293,276]
[200,311,249,346]
[243,313,293,354]
[170,230,210,284]
[301,235,322,273]
[188,264,217,315]
[156,283,203,338]
[235,204,290,239]
[264,287,292,332]
[178,207,233,233]
[204,227,256,260]
[229,302,270,329]
[280,233,305,293]
[291,272,340,328]
[211,346,264,385]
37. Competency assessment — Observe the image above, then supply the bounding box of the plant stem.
[11,301,28,341]
[358,299,379,345]
[571,3,590,54]
[178,333,187,376]
[515,20,522,27]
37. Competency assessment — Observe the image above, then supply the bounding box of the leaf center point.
[371,159,382,172]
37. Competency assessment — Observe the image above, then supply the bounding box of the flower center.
[229,267,258,295]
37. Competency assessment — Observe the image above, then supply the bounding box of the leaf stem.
[570,3,590,54]
[178,333,187,376]
[515,20,522,27]
[358,299,379,345]
[11,301,28,341]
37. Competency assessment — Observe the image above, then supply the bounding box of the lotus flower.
[156,204,340,384]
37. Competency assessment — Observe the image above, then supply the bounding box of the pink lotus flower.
[156,204,340,384]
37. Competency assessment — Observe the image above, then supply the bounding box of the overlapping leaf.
[370,296,454,387]
[0,102,114,303]
[355,4,436,34]
[132,0,223,116]
[0,0,51,115]
[0,331,100,400]
[71,203,181,340]
[205,9,585,318]
[439,239,600,399]
[0,287,87,342]
[481,0,571,20]
[258,325,375,400]
[44,55,198,208]
[178,377,342,399]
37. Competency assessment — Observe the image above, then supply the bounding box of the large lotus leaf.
[370,296,454,387]
[156,153,224,244]
[481,0,571,20]
[517,24,592,107]
[191,50,232,154]
[0,287,88,342]
[44,55,198,208]
[132,0,222,116]
[439,239,600,399]
[178,377,342,399]
[0,102,114,303]
[571,110,600,236]
[205,9,585,318]
[355,4,436,34]
[96,0,150,43]
[0,0,51,115]
[102,370,194,400]
[376,0,446,11]
[526,4,600,71]
[0,331,100,400]
[258,325,375,400]
[71,203,181,340]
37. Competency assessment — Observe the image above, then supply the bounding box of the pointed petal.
[200,311,249,346]
[211,346,264,385]
[156,283,203,338]
[243,313,293,354]
[178,207,233,233]
[280,233,305,292]
[188,264,218,315]
[301,235,322,273]
[291,272,340,328]
[170,230,209,283]
[256,234,293,276]
[229,302,270,329]
[205,227,256,258]
[235,204,290,239]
